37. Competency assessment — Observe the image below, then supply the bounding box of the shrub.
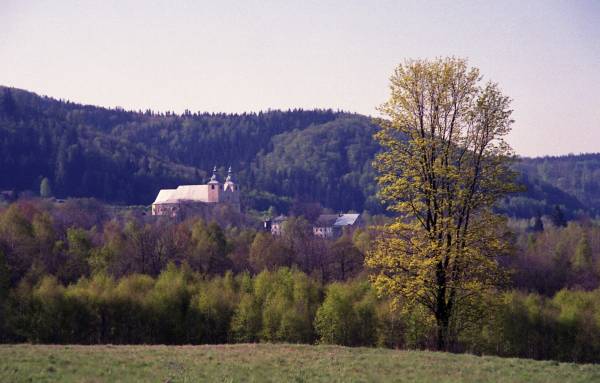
[315,280,377,346]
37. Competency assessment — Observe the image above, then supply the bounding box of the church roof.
[174,185,210,201]
[153,185,210,204]
[153,189,177,204]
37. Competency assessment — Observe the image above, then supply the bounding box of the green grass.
[1,344,599,383]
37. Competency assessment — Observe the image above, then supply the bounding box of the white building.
[263,213,361,239]
[313,213,361,238]
[152,166,240,217]
[263,215,288,236]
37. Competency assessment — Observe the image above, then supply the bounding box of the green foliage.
[509,222,600,294]
[0,86,375,211]
[572,234,592,271]
[148,263,193,343]
[253,116,380,213]
[2,263,600,363]
[0,249,9,341]
[369,57,517,350]
[60,227,92,282]
[191,272,238,344]
[190,220,231,274]
[315,280,377,346]
[0,249,8,301]
[231,268,320,344]
[249,232,289,271]
[471,289,600,363]
[259,269,319,343]
[230,293,262,342]
[514,154,600,218]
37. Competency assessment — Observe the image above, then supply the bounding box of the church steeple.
[224,165,237,192]
[209,166,219,184]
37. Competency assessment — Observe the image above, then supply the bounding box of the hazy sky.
[1,0,599,156]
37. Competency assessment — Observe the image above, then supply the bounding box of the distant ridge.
[1,85,599,218]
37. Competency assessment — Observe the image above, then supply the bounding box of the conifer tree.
[40,177,53,198]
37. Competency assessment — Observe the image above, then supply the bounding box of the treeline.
[0,199,367,289]
[516,154,600,216]
[2,265,600,363]
[2,199,600,301]
[3,86,600,218]
[508,220,600,295]
[486,289,600,363]
[0,267,378,346]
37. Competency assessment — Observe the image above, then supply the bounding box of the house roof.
[315,213,360,228]
[272,215,287,223]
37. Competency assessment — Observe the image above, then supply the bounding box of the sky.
[1,0,599,157]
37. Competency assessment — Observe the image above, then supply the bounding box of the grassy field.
[1,344,599,383]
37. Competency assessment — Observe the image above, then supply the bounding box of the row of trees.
[0,266,378,346]
[3,197,600,299]
[2,265,600,363]
[508,221,600,295]
[0,199,367,290]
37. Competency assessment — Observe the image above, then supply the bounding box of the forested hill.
[505,154,600,218]
[0,86,378,212]
[0,85,598,218]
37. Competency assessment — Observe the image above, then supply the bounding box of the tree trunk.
[436,312,450,351]
[435,262,450,351]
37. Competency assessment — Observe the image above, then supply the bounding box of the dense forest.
[1,85,599,219]
[0,86,373,213]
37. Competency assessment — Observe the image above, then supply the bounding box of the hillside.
[1,86,599,218]
[0,86,375,212]
[1,344,598,383]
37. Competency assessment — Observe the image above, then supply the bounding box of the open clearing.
[1,344,599,382]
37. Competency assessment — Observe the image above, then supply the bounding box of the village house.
[263,213,361,238]
[152,166,240,217]
[312,213,361,239]
[263,215,288,236]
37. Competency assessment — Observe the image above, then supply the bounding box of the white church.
[152,166,240,217]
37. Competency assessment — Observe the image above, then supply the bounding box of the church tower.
[207,166,220,203]
[222,166,240,211]
[223,166,236,191]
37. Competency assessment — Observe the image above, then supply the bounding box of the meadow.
[1,344,599,383]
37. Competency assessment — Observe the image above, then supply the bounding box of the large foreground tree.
[366,57,518,350]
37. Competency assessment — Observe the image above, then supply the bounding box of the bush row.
[2,265,600,363]
[0,266,377,346]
